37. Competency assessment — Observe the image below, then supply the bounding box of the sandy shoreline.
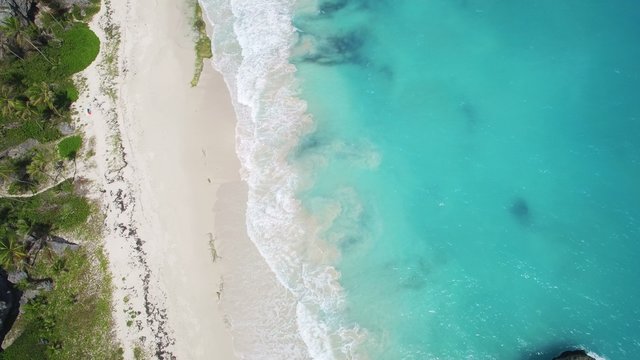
[77,0,242,357]
[74,0,310,357]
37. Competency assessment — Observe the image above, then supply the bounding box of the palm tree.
[1,44,25,60]
[1,84,39,123]
[11,99,35,121]
[44,12,66,32]
[15,219,32,237]
[27,82,61,116]
[26,150,53,184]
[0,96,30,120]
[0,85,15,117]
[0,161,14,184]
[1,17,26,48]
[0,235,27,270]
[0,17,53,65]
[0,31,25,60]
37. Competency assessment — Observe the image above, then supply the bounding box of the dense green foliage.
[0,243,120,359]
[1,18,100,153]
[0,1,121,357]
[4,23,99,83]
[0,121,61,152]
[0,183,121,359]
[57,135,82,159]
[50,23,100,77]
[0,236,26,270]
[0,181,91,239]
[2,23,99,87]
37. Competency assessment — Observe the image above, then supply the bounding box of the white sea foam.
[201,0,363,358]
[586,349,607,360]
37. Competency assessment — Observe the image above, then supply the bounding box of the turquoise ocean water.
[206,0,640,358]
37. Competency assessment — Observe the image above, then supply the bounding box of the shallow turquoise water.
[292,1,640,358]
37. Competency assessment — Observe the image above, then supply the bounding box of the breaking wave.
[201,0,364,358]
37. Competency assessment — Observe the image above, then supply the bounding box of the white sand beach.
[75,0,246,357]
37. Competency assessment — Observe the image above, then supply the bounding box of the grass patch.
[0,23,99,153]
[55,195,92,231]
[0,184,120,359]
[133,345,145,360]
[57,135,82,159]
[0,180,91,234]
[0,121,61,152]
[191,2,213,87]
[1,247,121,360]
[9,23,100,85]
[50,23,101,77]
[61,79,80,103]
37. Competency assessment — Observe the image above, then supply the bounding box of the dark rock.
[299,30,368,66]
[24,235,44,265]
[509,197,530,225]
[34,279,53,292]
[18,289,39,309]
[23,235,38,245]
[45,236,80,256]
[319,0,348,14]
[510,198,529,217]
[6,271,27,284]
[19,279,53,308]
[552,349,596,360]
[0,138,40,160]
[459,100,478,130]
[19,290,38,306]
[0,0,35,23]
[57,122,75,136]
[0,269,21,346]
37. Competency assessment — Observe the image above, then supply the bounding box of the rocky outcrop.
[553,349,596,360]
[0,0,36,23]
[0,270,21,346]
[45,236,80,256]
[23,235,44,266]
[57,122,75,136]
[1,272,54,348]
[19,278,53,307]
[56,0,93,7]
[0,138,40,160]
[6,270,27,284]
[21,235,79,265]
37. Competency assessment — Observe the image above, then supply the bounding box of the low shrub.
[50,23,100,77]
[57,135,82,159]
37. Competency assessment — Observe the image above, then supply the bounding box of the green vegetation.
[1,247,120,360]
[51,23,100,76]
[57,135,83,159]
[191,1,213,87]
[0,140,78,196]
[133,345,145,360]
[0,236,27,270]
[0,183,120,359]
[98,1,121,105]
[72,0,102,21]
[0,0,121,358]
[7,23,99,86]
[0,181,90,244]
[1,11,100,153]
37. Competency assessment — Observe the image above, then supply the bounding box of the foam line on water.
[201,0,363,358]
